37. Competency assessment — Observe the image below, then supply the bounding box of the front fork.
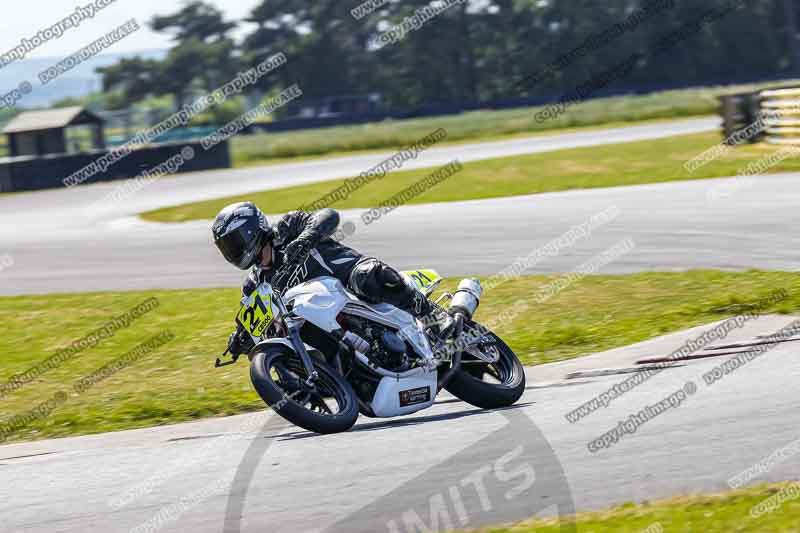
[285,318,320,389]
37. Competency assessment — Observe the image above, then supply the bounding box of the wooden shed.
[2,106,105,157]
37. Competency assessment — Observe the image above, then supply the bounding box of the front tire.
[445,326,526,409]
[250,346,359,434]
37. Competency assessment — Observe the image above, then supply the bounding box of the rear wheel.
[445,325,525,409]
[250,346,359,434]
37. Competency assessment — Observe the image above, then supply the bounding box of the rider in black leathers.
[212,202,448,356]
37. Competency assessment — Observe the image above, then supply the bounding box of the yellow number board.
[236,288,275,339]
[401,269,442,296]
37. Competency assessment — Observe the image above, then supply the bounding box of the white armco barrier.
[760,87,800,144]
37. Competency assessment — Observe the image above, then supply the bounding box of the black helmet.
[212,202,273,270]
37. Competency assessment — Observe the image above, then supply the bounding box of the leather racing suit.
[242,208,433,318]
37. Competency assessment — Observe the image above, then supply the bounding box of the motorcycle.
[215,250,526,434]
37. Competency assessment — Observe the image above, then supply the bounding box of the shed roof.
[2,107,103,134]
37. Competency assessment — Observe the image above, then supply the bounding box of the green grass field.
[1,270,798,442]
[471,482,800,532]
[143,130,800,223]
[228,79,800,165]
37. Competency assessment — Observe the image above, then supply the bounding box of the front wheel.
[250,346,359,434]
[445,325,526,409]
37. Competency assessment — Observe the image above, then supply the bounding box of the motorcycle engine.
[339,315,410,371]
[378,330,407,370]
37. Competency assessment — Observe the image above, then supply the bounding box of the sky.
[0,0,265,59]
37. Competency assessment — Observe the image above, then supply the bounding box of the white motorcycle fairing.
[283,277,436,366]
[283,276,439,417]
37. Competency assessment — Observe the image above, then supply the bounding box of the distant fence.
[106,126,221,147]
[0,140,230,193]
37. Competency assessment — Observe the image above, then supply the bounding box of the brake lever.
[215,348,240,368]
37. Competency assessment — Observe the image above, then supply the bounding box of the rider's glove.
[228,329,254,357]
[284,232,317,263]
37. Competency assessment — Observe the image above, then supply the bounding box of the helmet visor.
[216,228,260,270]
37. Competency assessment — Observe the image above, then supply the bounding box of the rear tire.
[250,346,359,434]
[445,326,525,409]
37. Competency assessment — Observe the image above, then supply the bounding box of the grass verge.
[143,130,800,223]
[229,79,800,165]
[229,115,708,170]
[470,482,800,532]
[1,270,798,443]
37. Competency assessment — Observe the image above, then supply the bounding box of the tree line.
[98,0,797,115]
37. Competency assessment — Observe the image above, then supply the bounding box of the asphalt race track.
[1,317,799,532]
[2,171,800,294]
